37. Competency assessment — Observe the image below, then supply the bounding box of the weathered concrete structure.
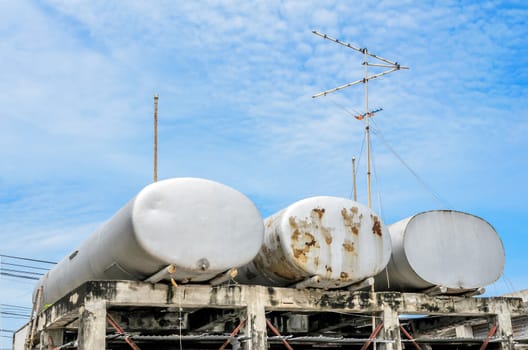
[15,280,528,350]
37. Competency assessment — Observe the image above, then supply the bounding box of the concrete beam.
[26,281,527,350]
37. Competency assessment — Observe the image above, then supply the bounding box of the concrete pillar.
[243,286,267,350]
[39,328,64,349]
[382,305,402,350]
[495,307,514,350]
[78,300,106,350]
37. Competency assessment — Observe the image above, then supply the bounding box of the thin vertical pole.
[352,157,357,201]
[153,94,159,183]
[364,49,372,209]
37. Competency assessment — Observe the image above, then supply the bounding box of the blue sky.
[1,0,527,340]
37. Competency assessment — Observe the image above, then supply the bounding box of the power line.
[0,268,43,276]
[0,254,56,265]
[0,311,30,318]
[0,254,54,283]
[0,304,31,310]
[0,272,40,281]
[1,262,51,271]
[369,119,453,209]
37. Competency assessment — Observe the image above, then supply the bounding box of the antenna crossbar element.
[313,77,364,98]
[312,68,399,98]
[312,30,406,67]
[366,63,408,69]
[312,30,364,53]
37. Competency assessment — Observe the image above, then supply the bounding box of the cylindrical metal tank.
[236,196,392,289]
[374,210,505,292]
[36,177,264,306]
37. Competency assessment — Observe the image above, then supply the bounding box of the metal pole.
[479,324,498,350]
[352,157,357,201]
[266,319,294,350]
[364,49,372,209]
[153,94,159,183]
[359,322,383,350]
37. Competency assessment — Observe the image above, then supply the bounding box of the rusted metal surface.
[360,322,383,350]
[266,319,294,350]
[400,325,423,350]
[106,314,142,350]
[237,196,392,289]
[479,324,498,350]
[219,319,246,350]
[375,210,505,293]
[35,178,264,308]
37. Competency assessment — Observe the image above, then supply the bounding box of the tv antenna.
[312,31,408,208]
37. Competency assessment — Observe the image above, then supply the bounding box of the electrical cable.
[0,268,43,276]
[0,254,56,265]
[0,304,32,310]
[370,118,453,209]
[1,262,50,271]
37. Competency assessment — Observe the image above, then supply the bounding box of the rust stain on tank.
[305,237,317,247]
[291,229,319,266]
[342,240,355,253]
[292,249,306,263]
[255,234,302,281]
[291,228,301,241]
[371,215,382,236]
[310,209,332,245]
[340,272,349,279]
[312,207,325,219]
[341,207,362,236]
[289,209,332,248]
[325,265,332,273]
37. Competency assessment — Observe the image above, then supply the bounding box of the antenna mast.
[312,31,408,208]
[153,94,159,183]
[352,157,357,201]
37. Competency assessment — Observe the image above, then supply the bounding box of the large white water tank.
[374,210,505,292]
[236,196,392,289]
[36,178,264,306]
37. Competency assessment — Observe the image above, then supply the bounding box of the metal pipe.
[479,325,498,350]
[360,323,383,350]
[266,319,294,350]
[399,325,423,350]
[365,49,371,208]
[153,94,159,183]
[352,157,357,201]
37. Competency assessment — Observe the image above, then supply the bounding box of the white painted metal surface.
[375,210,505,292]
[35,178,264,306]
[236,196,392,289]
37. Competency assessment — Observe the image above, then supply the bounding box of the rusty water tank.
[236,196,392,289]
[374,210,505,293]
[35,177,264,306]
